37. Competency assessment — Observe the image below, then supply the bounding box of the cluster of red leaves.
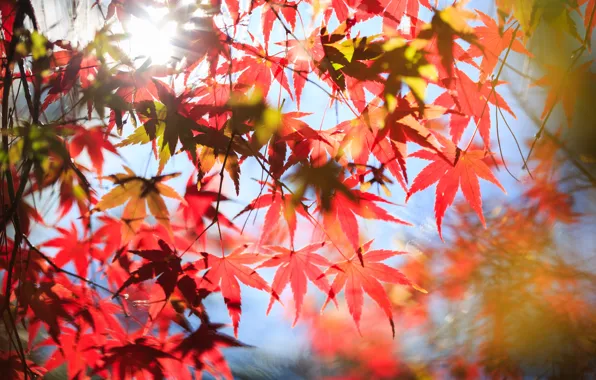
[300,135,595,378]
[1,0,594,378]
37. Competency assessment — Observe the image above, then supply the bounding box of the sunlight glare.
[126,7,177,65]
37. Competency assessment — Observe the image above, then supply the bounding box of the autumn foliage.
[1,0,595,378]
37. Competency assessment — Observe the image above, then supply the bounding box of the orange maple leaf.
[94,167,183,240]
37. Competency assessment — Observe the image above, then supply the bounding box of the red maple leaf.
[0,1,17,42]
[198,246,273,336]
[42,53,100,111]
[99,337,177,380]
[0,352,46,380]
[435,69,513,147]
[17,280,75,346]
[113,240,197,306]
[69,125,118,176]
[373,97,447,183]
[179,174,237,247]
[277,111,338,168]
[257,0,298,47]
[114,65,172,103]
[322,240,411,336]
[468,11,530,82]
[281,28,324,109]
[175,322,246,380]
[235,185,309,245]
[337,105,408,189]
[407,133,506,239]
[380,0,431,30]
[42,327,102,378]
[580,0,596,50]
[257,242,336,325]
[224,38,292,99]
[43,223,106,278]
[321,176,410,250]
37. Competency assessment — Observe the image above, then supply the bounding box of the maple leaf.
[496,0,538,36]
[418,5,479,79]
[25,143,96,219]
[277,111,335,167]
[339,102,444,189]
[290,160,355,211]
[0,352,46,380]
[94,167,183,240]
[41,327,102,378]
[114,64,171,103]
[321,177,410,250]
[283,126,341,168]
[281,28,324,108]
[113,239,185,302]
[257,242,336,325]
[198,246,273,336]
[100,337,177,380]
[344,74,384,113]
[196,144,242,196]
[68,125,118,176]
[149,80,201,150]
[317,25,384,92]
[258,0,298,47]
[190,77,231,108]
[105,0,161,24]
[224,39,293,99]
[322,240,411,336]
[41,52,84,110]
[320,0,357,23]
[366,36,437,113]
[0,240,45,286]
[17,281,75,346]
[468,10,530,82]
[380,0,431,29]
[423,32,479,82]
[175,322,247,379]
[338,105,407,189]
[120,80,217,170]
[179,174,237,245]
[524,178,579,224]
[268,134,287,179]
[377,100,449,175]
[259,112,328,179]
[435,69,513,147]
[177,18,229,80]
[235,186,310,245]
[407,133,506,239]
[41,49,102,110]
[70,290,123,337]
[43,223,106,277]
[0,1,17,42]
[533,61,593,125]
[581,0,596,49]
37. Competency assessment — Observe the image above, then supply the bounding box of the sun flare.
[126,7,178,65]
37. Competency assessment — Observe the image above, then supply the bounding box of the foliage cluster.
[0,0,595,378]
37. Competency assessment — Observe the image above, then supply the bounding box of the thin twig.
[496,106,533,179]
[22,235,118,296]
